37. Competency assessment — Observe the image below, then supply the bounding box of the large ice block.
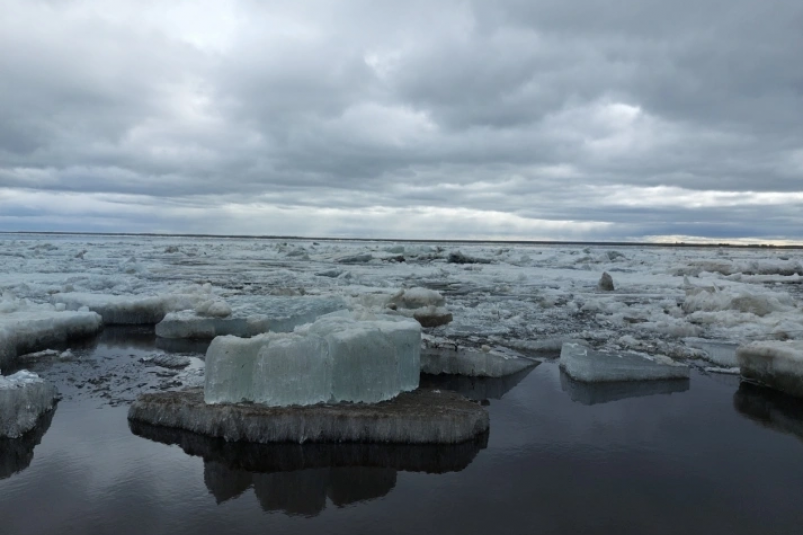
[0,371,58,438]
[156,296,348,339]
[205,313,421,406]
[737,340,803,398]
[559,342,690,383]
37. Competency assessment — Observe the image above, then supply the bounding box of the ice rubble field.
[1,233,803,377]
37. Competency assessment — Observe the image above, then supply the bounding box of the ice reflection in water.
[419,366,537,401]
[559,371,690,405]
[0,409,55,480]
[734,381,803,442]
[130,421,488,516]
[6,345,803,534]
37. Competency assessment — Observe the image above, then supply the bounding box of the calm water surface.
[2,335,803,535]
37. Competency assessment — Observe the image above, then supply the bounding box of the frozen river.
[2,233,803,533]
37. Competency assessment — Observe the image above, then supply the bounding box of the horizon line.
[2,230,802,249]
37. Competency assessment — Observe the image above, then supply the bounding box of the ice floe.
[0,297,102,368]
[559,342,690,383]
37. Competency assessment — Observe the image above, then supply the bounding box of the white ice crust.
[155,296,348,339]
[204,312,421,406]
[0,370,58,438]
[0,298,102,368]
[52,292,211,325]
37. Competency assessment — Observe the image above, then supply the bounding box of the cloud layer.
[2,0,802,241]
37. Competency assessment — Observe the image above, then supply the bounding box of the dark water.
[2,339,803,535]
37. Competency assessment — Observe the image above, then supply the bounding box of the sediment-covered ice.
[52,292,211,325]
[356,287,453,328]
[0,371,58,438]
[559,342,690,383]
[737,340,803,397]
[205,313,420,406]
[0,300,102,368]
[129,388,488,444]
[155,296,348,339]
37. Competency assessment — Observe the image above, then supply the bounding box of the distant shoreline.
[2,231,802,249]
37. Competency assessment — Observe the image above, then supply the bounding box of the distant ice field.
[2,233,802,369]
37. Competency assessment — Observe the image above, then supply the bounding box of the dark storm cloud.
[0,0,801,241]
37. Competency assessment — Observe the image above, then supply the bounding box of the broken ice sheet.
[559,342,690,383]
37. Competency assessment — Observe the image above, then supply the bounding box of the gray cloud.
[1,0,802,241]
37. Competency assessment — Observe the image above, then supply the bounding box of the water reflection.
[559,371,690,405]
[130,421,487,516]
[419,366,537,401]
[0,408,55,480]
[155,337,211,355]
[97,326,211,354]
[734,381,803,442]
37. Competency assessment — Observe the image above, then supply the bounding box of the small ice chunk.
[559,342,690,383]
[391,288,445,309]
[0,371,58,438]
[380,288,454,328]
[737,340,803,398]
[142,353,191,369]
[194,300,232,318]
[447,251,491,264]
[315,268,345,278]
[703,366,740,375]
[335,253,373,264]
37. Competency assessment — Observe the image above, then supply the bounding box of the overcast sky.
[1,0,802,242]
